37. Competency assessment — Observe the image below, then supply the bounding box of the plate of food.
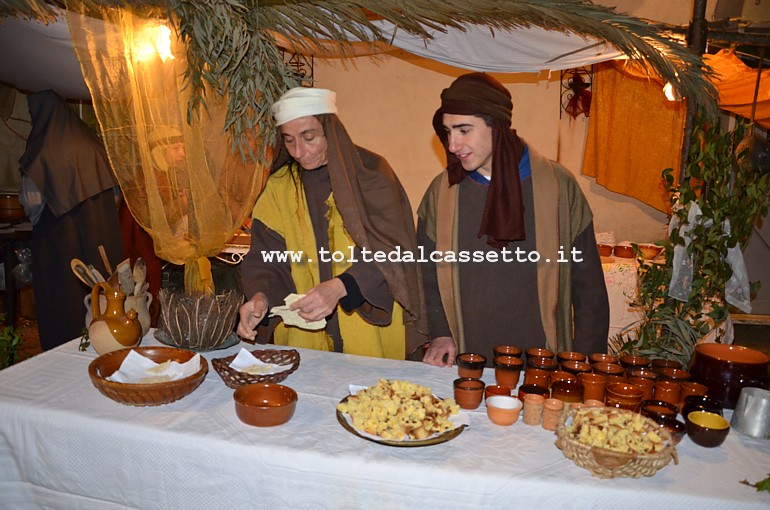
[335,379,469,447]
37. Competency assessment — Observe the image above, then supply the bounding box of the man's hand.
[290,278,347,322]
[422,336,457,367]
[237,292,268,340]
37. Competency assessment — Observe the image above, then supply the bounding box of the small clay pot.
[551,379,584,404]
[605,382,644,412]
[579,372,608,402]
[486,395,523,426]
[592,362,626,384]
[527,356,559,372]
[654,380,681,406]
[485,384,512,400]
[541,398,564,431]
[561,360,593,376]
[686,410,730,447]
[629,376,655,401]
[493,345,522,359]
[494,355,524,388]
[456,353,487,379]
[557,351,586,364]
[640,399,679,422]
[619,354,651,371]
[525,347,555,362]
[522,368,550,388]
[657,367,692,384]
[453,377,485,410]
[588,353,619,365]
[518,384,550,401]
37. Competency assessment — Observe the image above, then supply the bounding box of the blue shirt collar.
[467,145,531,186]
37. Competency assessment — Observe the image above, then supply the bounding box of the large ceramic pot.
[689,343,770,409]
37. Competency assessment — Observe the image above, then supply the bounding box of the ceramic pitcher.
[88,282,143,355]
[85,292,152,336]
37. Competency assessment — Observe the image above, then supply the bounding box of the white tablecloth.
[1,332,769,510]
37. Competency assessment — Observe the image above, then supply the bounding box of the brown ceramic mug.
[551,379,584,404]
[605,382,644,412]
[456,353,487,379]
[527,356,559,372]
[654,380,681,406]
[619,354,651,372]
[557,351,586,364]
[525,347,555,362]
[592,362,626,384]
[493,345,522,359]
[494,355,524,388]
[579,372,608,402]
[453,377,485,410]
[679,381,708,402]
[518,384,550,401]
[629,376,655,401]
[588,353,619,365]
[522,368,550,388]
[485,384,511,400]
[561,360,592,376]
[548,370,576,389]
[627,367,658,381]
[656,367,691,384]
[651,358,682,373]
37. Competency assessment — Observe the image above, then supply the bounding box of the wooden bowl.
[234,382,298,427]
[88,346,208,406]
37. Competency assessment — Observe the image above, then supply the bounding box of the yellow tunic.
[253,163,405,359]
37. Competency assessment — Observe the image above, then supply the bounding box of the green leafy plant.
[0,313,21,370]
[611,115,770,366]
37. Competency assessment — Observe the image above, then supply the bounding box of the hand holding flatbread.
[269,293,327,330]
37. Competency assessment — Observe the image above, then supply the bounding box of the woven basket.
[555,407,678,478]
[212,349,300,389]
[88,346,209,406]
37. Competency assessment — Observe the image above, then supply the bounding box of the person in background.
[118,126,192,326]
[418,73,609,367]
[19,90,124,350]
[237,87,427,359]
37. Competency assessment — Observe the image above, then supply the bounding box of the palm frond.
[2,0,716,159]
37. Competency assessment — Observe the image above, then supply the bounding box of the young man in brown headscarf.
[237,87,427,359]
[418,73,609,367]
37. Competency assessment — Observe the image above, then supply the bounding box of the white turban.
[271,87,338,126]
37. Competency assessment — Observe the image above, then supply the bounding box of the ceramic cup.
[626,367,658,381]
[527,356,559,372]
[485,384,512,400]
[557,351,586,364]
[561,360,592,376]
[651,358,682,373]
[679,381,708,403]
[493,345,522,359]
[525,348,555,363]
[541,398,564,431]
[592,362,626,384]
[456,353,487,379]
[453,377,485,410]
[681,395,723,420]
[579,372,608,402]
[517,384,550,401]
[605,382,644,412]
[551,379,584,404]
[588,353,619,365]
[494,355,524,388]
[619,354,651,372]
[522,368,550,388]
[657,367,692,384]
[548,370,576,389]
[629,376,655,401]
[522,393,545,426]
[654,380,681,406]
[486,395,523,426]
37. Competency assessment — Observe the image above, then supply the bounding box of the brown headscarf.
[271,114,429,356]
[432,73,526,248]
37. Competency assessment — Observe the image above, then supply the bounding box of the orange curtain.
[706,49,770,129]
[582,61,686,213]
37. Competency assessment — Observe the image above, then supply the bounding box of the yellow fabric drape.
[582,61,685,213]
[706,49,770,129]
[66,4,265,292]
[253,163,406,359]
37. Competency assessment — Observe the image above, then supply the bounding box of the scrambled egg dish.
[337,379,460,440]
[566,408,666,454]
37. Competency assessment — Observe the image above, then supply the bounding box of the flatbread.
[269,293,326,330]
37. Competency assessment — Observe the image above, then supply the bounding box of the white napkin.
[269,293,326,330]
[229,348,292,376]
[107,349,201,384]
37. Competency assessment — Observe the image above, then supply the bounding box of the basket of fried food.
[555,407,678,478]
[212,349,301,389]
[88,346,209,406]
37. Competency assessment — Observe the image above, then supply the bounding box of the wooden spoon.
[132,258,147,296]
[70,259,96,288]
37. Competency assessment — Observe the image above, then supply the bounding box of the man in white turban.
[237,87,428,359]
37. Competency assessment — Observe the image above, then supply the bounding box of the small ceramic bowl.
[605,382,644,412]
[613,245,634,258]
[651,358,682,372]
[486,395,523,426]
[525,347,555,362]
[234,382,298,427]
[453,377,485,410]
[557,351,586,364]
[640,399,679,421]
[527,356,559,372]
[686,410,730,447]
[596,244,614,257]
[588,353,619,365]
[493,345,522,358]
[638,243,663,260]
[561,360,593,376]
[681,395,723,420]
[456,352,487,378]
[654,415,687,445]
[485,384,511,400]
[517,384,550,401]
[619,354,651,371]
[551,379,584,404]
[657,367,692,383]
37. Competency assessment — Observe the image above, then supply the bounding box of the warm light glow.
[663,82,679,101]
[135,24,175,63]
